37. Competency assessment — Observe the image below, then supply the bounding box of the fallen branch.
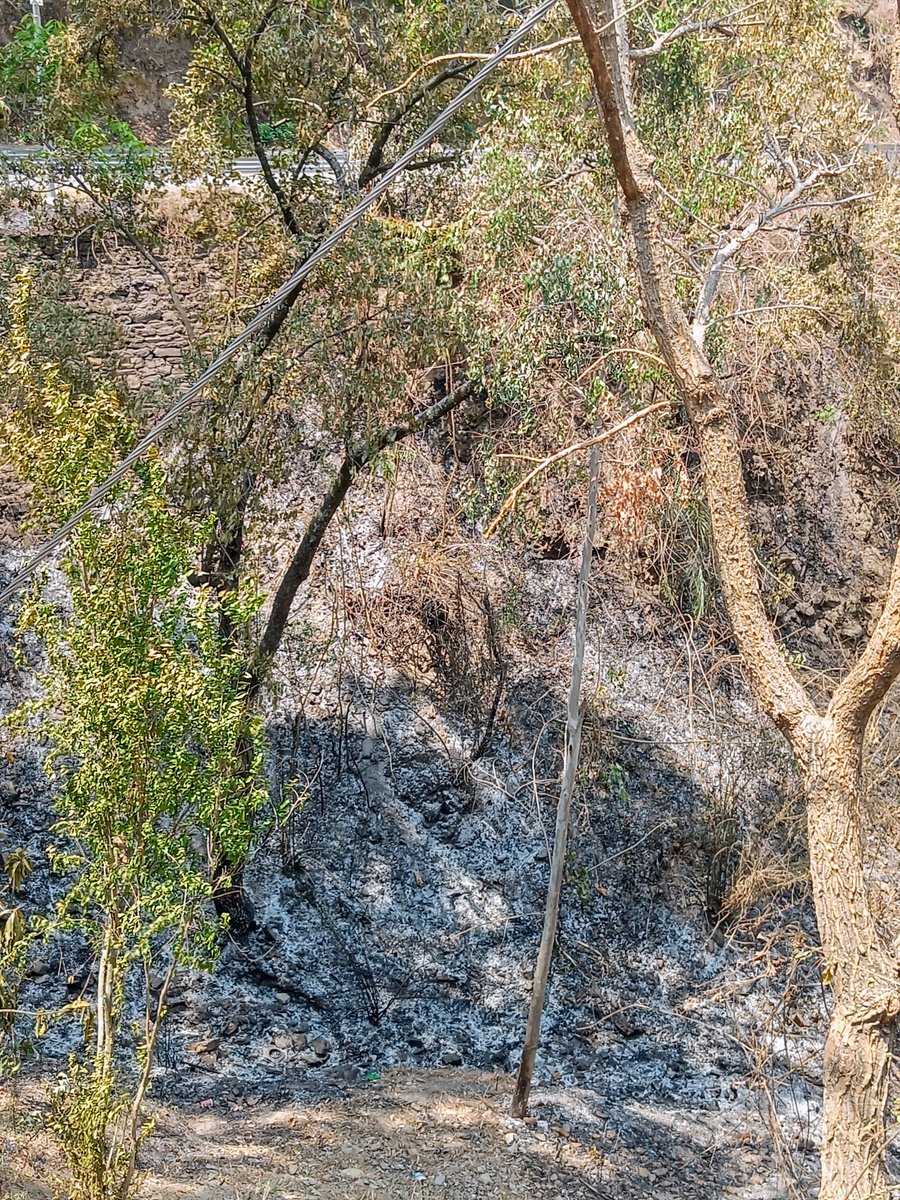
[483,399,673,538]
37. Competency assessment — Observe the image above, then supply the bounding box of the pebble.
[433,1174,446,1187]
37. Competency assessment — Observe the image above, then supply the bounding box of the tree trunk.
[891,2,900,124]
[798,719,900,1200]
[511,445,601,1117]
[562,1,900,1192]
[95,919,117,1074]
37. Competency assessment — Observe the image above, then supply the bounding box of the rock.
[189,1038,221,1054]
[441,1050,463,1066]
[275,992,290,1003]
[840,619,864,640]
[311,1035,331,1058]
[339,1168,365,1180]
[433,1174,446,1187]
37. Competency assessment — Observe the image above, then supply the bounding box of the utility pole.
[30,0,43,26]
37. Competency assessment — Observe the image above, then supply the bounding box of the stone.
[311,1035,331,1058]
[433,1175,446,1187]
[441,1050,463,1066]
[840,619,864,640]
[275,992,290,1003]
[189,1038,221,1054]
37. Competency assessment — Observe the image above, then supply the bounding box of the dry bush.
[347,541,506,752]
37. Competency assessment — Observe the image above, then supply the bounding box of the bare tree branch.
[484,400,673,538]
[629,11,750,59]
[365,35,585,111]
[311,143,350,197]
[512,443,601,1117]
[359,63,475,188]
[692,161,859,347]
[364,151,460,181]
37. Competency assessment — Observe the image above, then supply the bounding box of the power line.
[0,0,557,607]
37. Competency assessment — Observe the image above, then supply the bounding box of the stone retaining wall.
[1,244,216,545]
[70,245,215,392]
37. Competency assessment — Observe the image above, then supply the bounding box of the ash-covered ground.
[5,380,900,1197]
[1,527,849,1198]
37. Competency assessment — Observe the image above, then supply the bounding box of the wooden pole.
[511,445,601,1117]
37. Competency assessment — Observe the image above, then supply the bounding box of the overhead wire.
[0,0,558,606]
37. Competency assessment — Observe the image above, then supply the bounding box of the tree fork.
[564,1,900,1194]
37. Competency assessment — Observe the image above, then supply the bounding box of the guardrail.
[0,143,347,194]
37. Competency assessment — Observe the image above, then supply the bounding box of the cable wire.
[0,0,558,606]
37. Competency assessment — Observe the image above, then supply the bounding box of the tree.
[1,271,268,1200]
[512,445,601,1117]
[562,2,900,1195]
[2,0,522,926]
